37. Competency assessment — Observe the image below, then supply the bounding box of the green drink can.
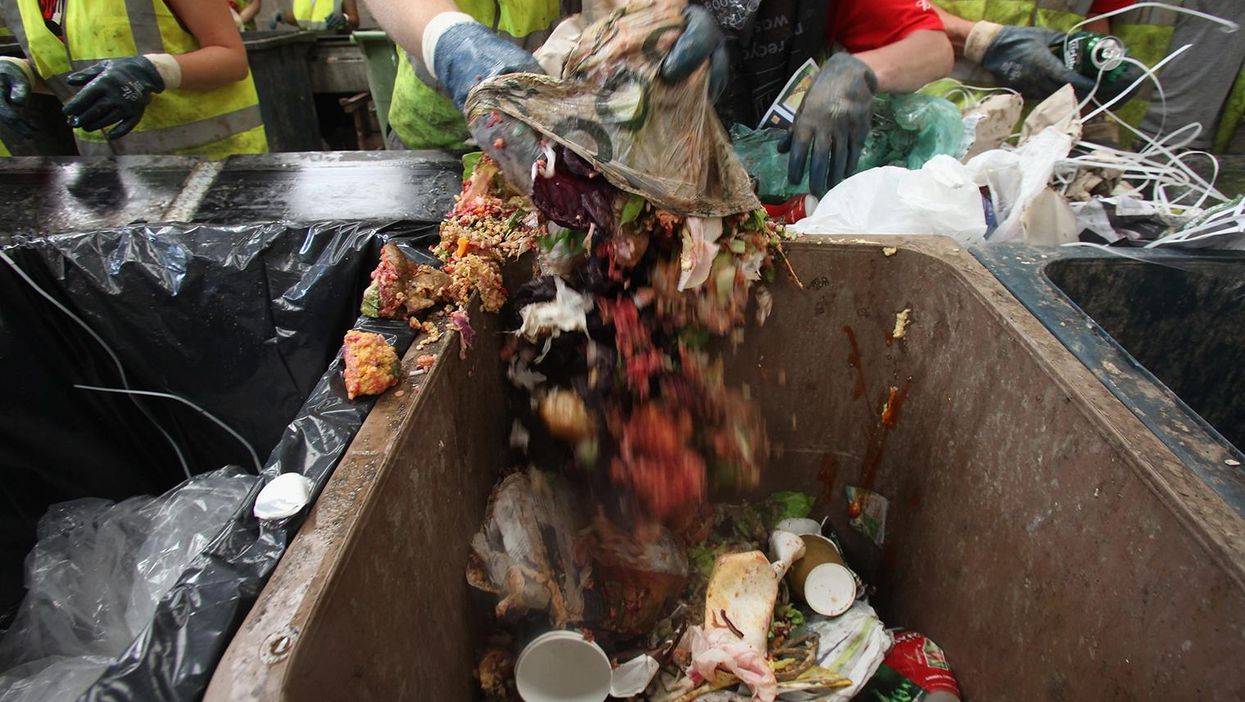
[1051,31,1130,83]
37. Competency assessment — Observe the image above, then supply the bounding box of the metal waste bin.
[352,31,398,141]
[243,31,321,152]
[208,237,1245,701]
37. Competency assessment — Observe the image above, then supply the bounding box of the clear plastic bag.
[0,467,257,702]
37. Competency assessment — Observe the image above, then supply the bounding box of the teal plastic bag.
[732,92,964,202]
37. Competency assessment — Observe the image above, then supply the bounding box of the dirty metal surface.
[209,238,1245,701]
[0,156,199,240]
[974,244,1245,519]
[191,151,462,225]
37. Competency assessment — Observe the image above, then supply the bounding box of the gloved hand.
[63,57,165,140]
[430,18,545,111]
[469,110,543,194]
[972,23,1141,101]
[661,5,729,101]
[429,15,547,192]
[324,12,351,31]
[780,52,877,198]
[0,60,34,139]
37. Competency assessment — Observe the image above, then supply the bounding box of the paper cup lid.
[775,517,821,536]
[515,631,611,702]
[803,563,857,617]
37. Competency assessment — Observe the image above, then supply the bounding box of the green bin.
[352,30,398,141]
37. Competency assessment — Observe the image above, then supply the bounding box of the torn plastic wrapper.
[466,0,761,218]
[466,470,588,628]
[0,220,436,701]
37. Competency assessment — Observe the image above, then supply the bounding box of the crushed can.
[1050,31,1130,83]
[763,194,819,225]
[859,630,961,701]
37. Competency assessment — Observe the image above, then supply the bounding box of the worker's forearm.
[934,7,976,57]
[362,0,460,59]
[239,2,261,24]
[173,47,248,90]
[1083,18,1111,33]
[343,0,361,28]
[854,30,954,92]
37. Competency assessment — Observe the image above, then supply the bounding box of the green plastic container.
[352,30,398,141]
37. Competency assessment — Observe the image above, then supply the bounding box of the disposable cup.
[786,533,859,617]
[514,630,612,702]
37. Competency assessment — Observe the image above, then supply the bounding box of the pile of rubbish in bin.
[327,3,964,700]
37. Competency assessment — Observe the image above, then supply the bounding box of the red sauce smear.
[843,325,866,400]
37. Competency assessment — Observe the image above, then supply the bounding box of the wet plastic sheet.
[0,220,436,700]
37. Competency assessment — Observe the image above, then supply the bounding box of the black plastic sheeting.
[0,220,439,700]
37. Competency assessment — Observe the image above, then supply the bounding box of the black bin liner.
[0,220,438,700]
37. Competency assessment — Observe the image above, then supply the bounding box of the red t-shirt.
[1090,0,1134,14]
[827,0,946,54]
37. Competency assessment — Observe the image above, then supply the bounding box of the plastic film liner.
[0,221,438,700]
[466,0,761,218]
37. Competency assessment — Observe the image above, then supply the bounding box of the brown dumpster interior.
[210,239,1245,702]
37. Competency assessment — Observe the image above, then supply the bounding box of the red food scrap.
[609,403,707,524]
[598,296,663,398]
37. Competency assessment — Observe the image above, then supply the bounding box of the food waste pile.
[335,2,963,699]
[337,153,961,701]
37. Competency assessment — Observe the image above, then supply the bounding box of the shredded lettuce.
[767,491,815,529]
[621,193,647,225]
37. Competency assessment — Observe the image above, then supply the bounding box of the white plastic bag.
[963,126,1075,243]
[0,467,256,702]
[791,155,988,245]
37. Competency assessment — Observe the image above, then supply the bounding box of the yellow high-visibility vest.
[0,0,267,158]
[389,0,561,150]
[293,0,342,31]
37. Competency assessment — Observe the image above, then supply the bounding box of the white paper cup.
[515,630,611,702]
[802,563,858,617]
[774,517,822,536]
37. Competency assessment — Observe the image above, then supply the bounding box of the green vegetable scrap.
[620,193,647,225]
[764,490,815,530]
[360,283,380,318]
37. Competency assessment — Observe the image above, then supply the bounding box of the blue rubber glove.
[0,61,34,139]
[433,21,545,111]
[661,5,729,101]
[779,52,877,198]
[63,57,165,140]
[979,25,1099,100]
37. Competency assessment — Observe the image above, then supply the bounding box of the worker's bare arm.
[238,0,261,26]
[167,0,249,88]
[343,0,361,29]
[362,0,461,59]
[854,29,953,93]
